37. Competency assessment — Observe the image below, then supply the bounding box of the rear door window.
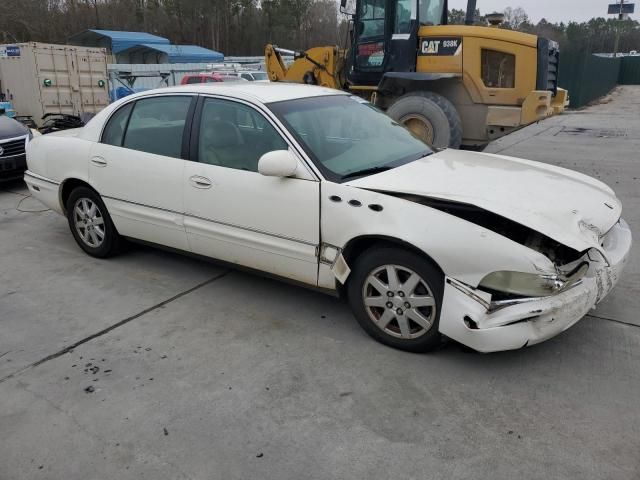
[122,96,193,158]
[102,102,133,146]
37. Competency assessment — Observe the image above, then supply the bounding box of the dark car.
[0,114,31,180]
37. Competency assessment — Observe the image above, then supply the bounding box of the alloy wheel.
[73,197,105,248]
[362,264,437,339]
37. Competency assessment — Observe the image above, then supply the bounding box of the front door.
[387,0,419,73]
[89,94,195,251]
[349,0,389,85]
[183,97,320,285]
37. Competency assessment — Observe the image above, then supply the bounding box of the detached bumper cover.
[439,219,632,353]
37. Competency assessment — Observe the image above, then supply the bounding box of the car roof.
[141,83,348,104]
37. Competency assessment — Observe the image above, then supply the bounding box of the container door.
[34,44,75,115]
[67,48,83,113]
[73,47,109,115]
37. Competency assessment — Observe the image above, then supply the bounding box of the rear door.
[89,94,195,250]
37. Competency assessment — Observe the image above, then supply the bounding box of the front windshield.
[251,72,268,80]
[269,95,433,182]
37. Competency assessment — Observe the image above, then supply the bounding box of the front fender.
[318,182,555,290]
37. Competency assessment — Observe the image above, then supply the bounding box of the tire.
[66,186,121,258]
[347,247,444,353]
[387,91,463,149]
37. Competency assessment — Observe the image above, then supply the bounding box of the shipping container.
[0,42,109,126]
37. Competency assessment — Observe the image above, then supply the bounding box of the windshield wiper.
[341,166,392,180]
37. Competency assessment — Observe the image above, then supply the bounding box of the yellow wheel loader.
[265,0,568,149]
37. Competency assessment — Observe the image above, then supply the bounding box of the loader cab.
[346,0,448,85]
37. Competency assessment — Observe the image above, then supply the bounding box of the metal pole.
[613,0,624,57]
[465,0,477,25]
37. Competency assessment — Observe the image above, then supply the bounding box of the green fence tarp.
[558,51,622,108]
[619,56,640,85]
[558,52,640,108]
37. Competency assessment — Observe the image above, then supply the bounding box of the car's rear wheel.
[347,247,444,352]
[66,187,120,258]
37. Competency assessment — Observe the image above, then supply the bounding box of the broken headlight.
[479,271,570,298]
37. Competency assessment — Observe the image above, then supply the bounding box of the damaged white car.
[24,84,632,353]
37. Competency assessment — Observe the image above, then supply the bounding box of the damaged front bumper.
[438,219,632,353]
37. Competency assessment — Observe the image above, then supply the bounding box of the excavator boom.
[265,44,345,89]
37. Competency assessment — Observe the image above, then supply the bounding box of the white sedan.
[24,83,632,353]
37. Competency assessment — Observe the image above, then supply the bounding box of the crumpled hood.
[347,149,622,253]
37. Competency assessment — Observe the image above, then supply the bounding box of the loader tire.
[387,91,463,149]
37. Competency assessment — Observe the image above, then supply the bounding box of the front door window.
[197,98,288,172]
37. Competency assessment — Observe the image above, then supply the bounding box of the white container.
[0,42,109,126]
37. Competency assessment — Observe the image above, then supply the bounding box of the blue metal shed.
[68,30,170,54]
[116,44,224,64]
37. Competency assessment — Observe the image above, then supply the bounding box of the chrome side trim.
[103,195,318,247]
[446,277,492,310]
[24,171,60,185]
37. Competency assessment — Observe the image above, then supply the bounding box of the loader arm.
[265,44,345,90]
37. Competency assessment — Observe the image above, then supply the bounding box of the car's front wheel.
[66,186,121,258]
[347,247,444,353]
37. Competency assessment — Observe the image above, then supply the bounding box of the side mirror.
[258,150,298,178]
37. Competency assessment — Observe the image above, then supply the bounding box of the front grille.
[0,154,26,175]
[536,38,559,96]
[0,137,27,158]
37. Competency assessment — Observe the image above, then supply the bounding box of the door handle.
[189,175,212,189]
[91,156,107,167]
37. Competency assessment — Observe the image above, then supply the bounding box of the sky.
[448,0,633,24]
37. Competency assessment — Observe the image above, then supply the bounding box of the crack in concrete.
[0,270,230,384]
[588,313,640,329]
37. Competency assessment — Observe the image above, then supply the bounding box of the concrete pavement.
[1,86,639,479]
